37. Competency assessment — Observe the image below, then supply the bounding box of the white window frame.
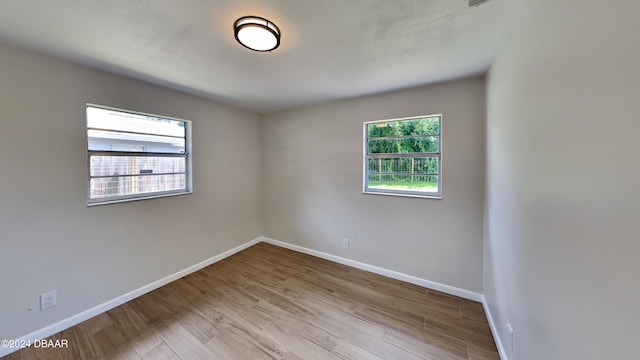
[86,104,193,206]
[363,114,442,199]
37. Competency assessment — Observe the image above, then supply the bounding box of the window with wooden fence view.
[364,115,441,198]
[87,105,192,205]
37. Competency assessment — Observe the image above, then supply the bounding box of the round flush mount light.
[234,16,281,52]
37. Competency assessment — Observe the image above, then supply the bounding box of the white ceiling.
[0,0,523,114]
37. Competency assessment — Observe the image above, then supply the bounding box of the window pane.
[367,136,439,154]
[87,106,185,137]
[88,129,185,153]
[367,116,440,139]
[89,174,186,199]
[364,115,441,198]
[367,174,438,193]
[368,157,438,175]
[90,156,186,177]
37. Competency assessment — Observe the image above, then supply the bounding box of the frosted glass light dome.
[234,16,281,52]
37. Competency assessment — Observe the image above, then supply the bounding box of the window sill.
[87,190,192,207]
[363,190,442,200]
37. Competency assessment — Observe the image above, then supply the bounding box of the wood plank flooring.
[3,243,499,360]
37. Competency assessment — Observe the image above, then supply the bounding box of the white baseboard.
[260,236,483,302]
[482,295,508,360]
[0,237,262,358]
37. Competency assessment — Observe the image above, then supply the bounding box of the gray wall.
[262,77,486,293]
[484,0,640,359]
[0,44,262,340]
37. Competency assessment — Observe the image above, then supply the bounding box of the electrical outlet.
[507,323,514,352]
[342,238,350,249]
[41,290,57,311]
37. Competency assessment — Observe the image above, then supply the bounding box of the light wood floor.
[4,243,499,360]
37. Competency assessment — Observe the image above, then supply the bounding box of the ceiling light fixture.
[234,16,281,52]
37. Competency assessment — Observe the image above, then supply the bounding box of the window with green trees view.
[363,115,441,198]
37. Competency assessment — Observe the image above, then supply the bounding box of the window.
[363,114,441,198]
[87,104,192,205]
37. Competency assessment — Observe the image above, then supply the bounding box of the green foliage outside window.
[365,116,441,195]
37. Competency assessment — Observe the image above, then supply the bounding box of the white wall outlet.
[507,323,514,352]
[41,290,57,310]
[342,238,350,249]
